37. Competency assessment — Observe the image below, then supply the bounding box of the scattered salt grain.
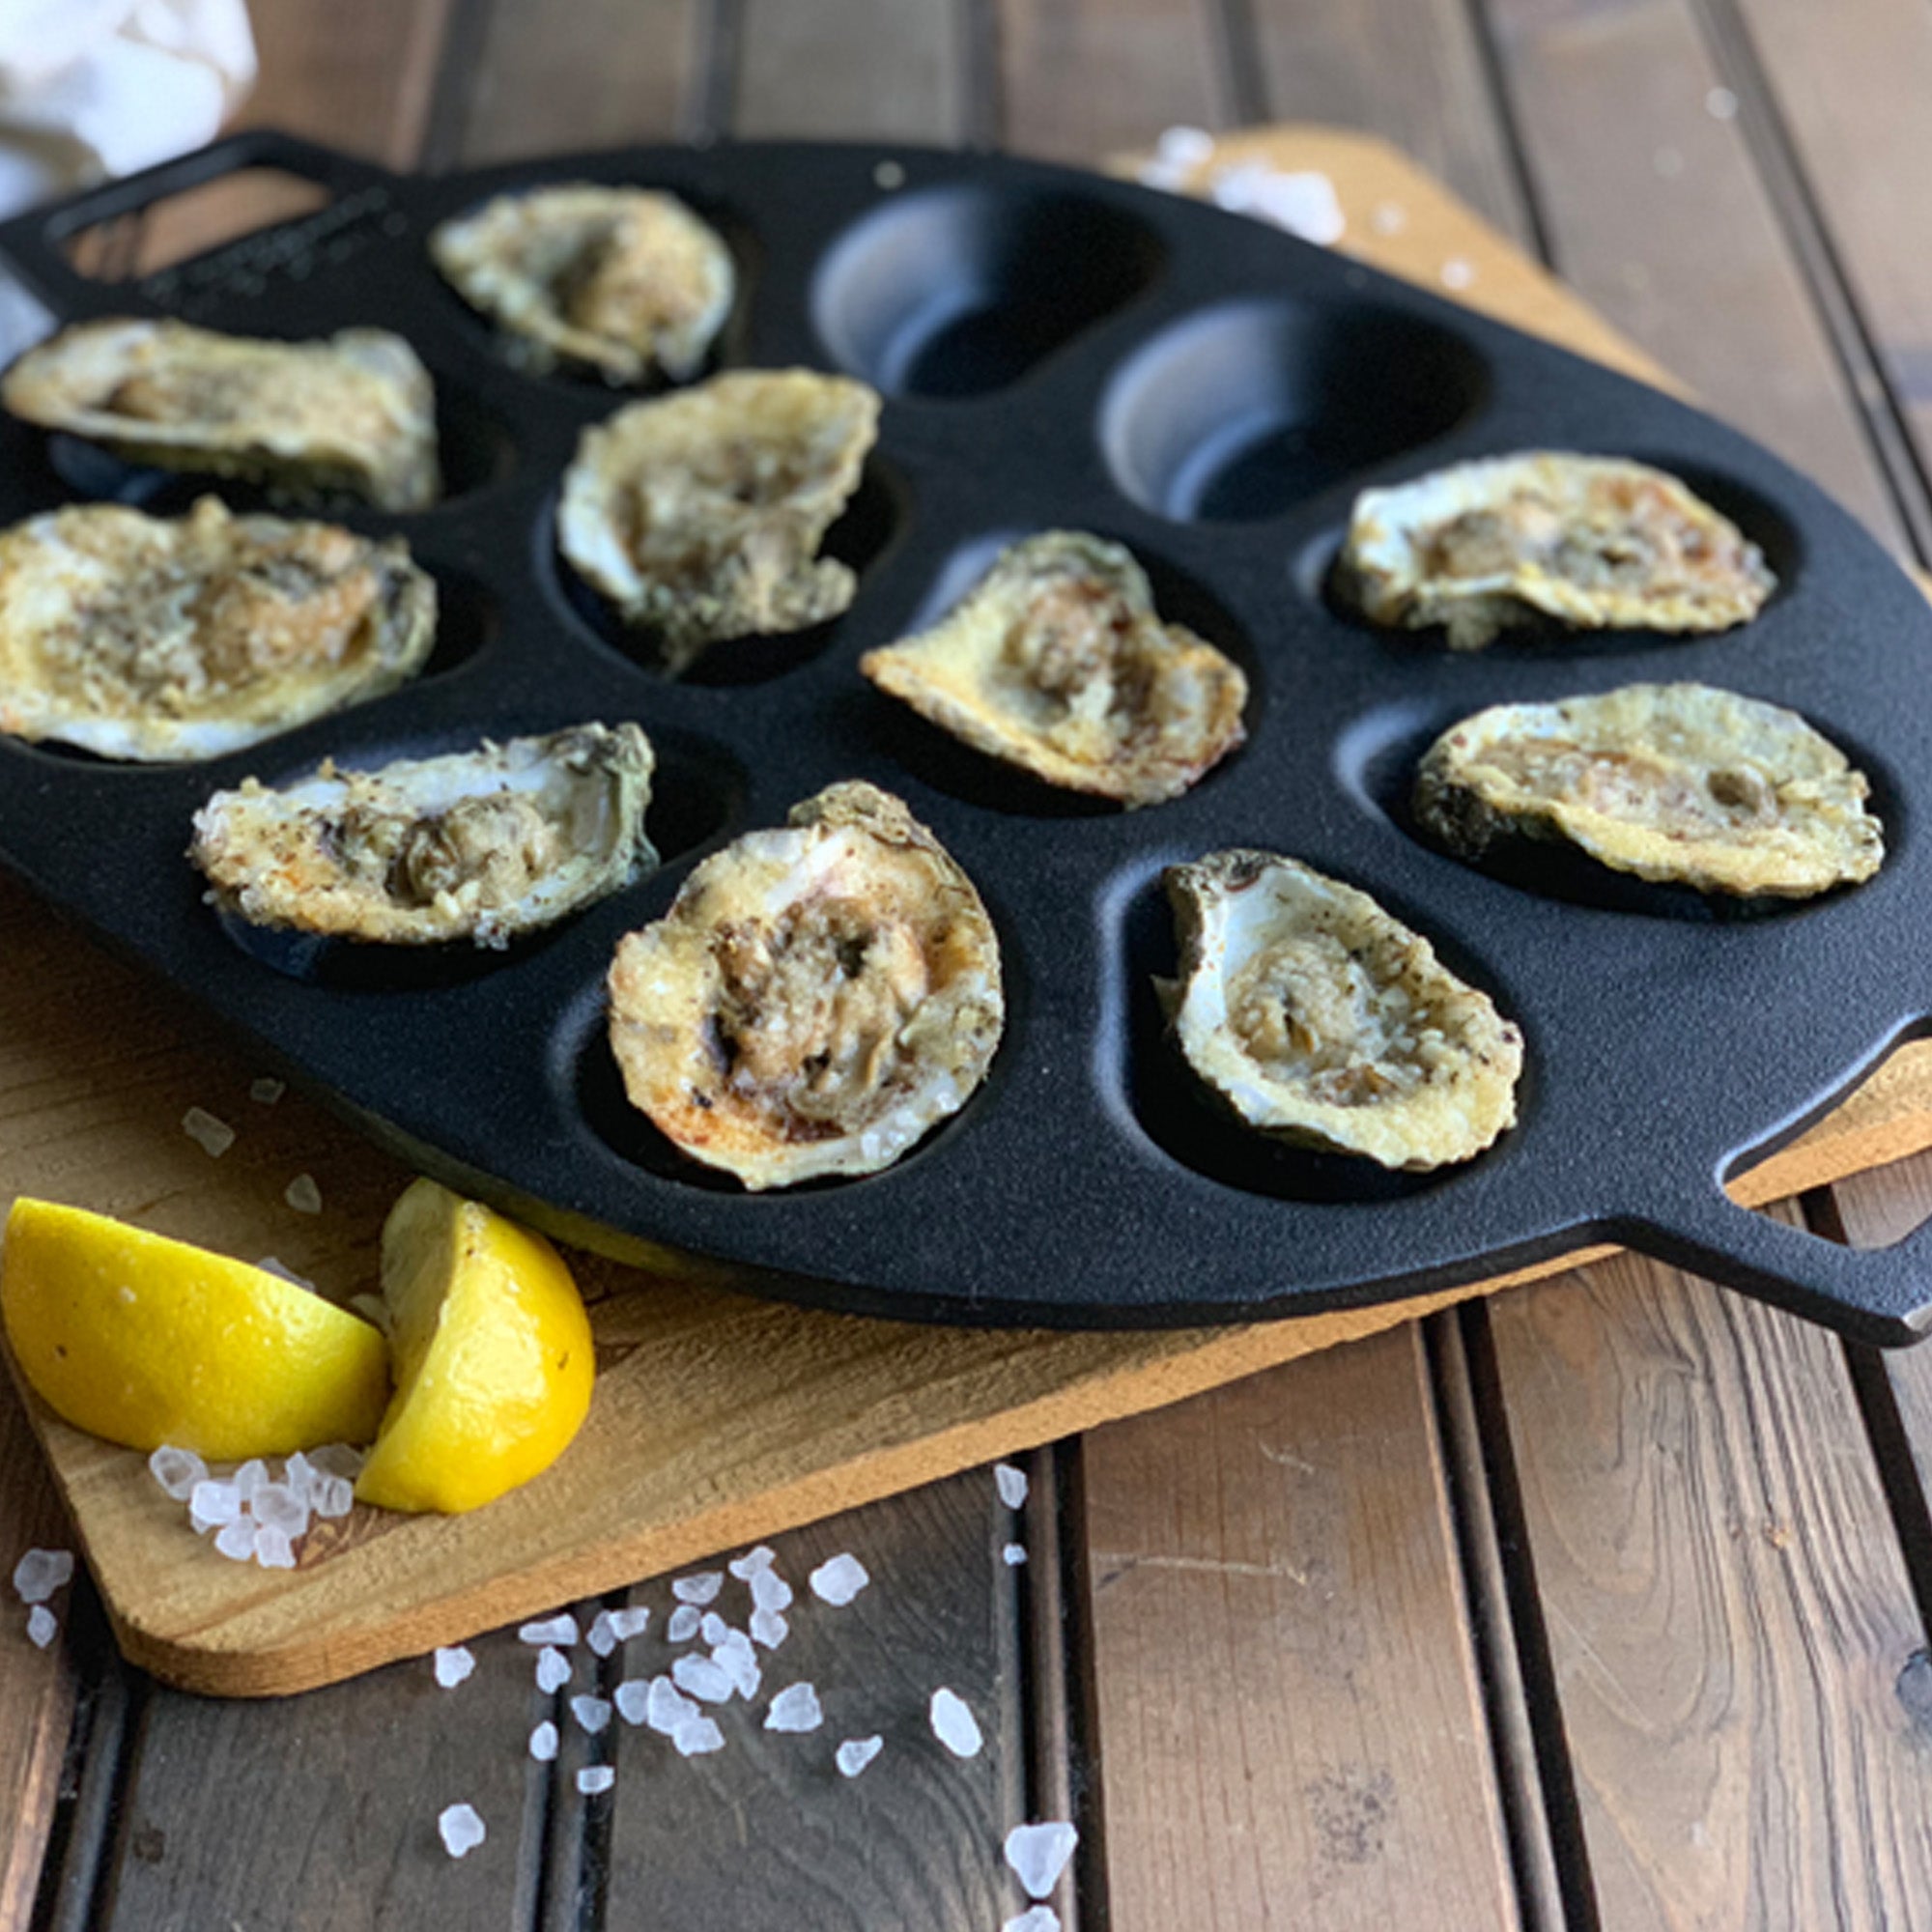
[1440,256,1475,291]
[253,1524,297,1569]
[750,1568,792,1613]
[571,1694,612,1735]
[836,1735,883,1778]
[214,1519,257,1562]
[1371,200,1407,235]
[1006,1822,1079,1898]
[183,1106,235,1157]
[189,1479,242,1533]
[667,1604,702,1642]
[312,1475,355,1520]
[712,1629,761,1699]
[251,1482,309,1538]
[535,1646,572,1694]
[519,1613,581,1647]
[438,1803,485,1858]
[872,158,906,190]
[1209,163,1347,243]
[1003,1544,1027,1567]
[26,1606,57,1648]
[608,1605,650,1642]
[234,1458,270,1505]
[529,1721,558,1762]
[148,1445,207,1500]
[995,1463,1028,1510]
[249,1076,285,1105]
[764,1682,823,1733]
[671,1571,724,1605]
[672,1716,725,1757]
[285,1174,323,1215]
[672,1654,734,1704]
[1003,1910,1060,1932]
[699,1610,733,1649]
[1654,145,1685,179]
[728,1546,776,1579]
[434,1646,475,1689]
[1159,124,1215,168]
[644,1675,698,1736]
[929,1687,983,1758]
[13,1548,73,1605]
[253,1256,315,1292]
[587,1610,618,1658]
[1706,85,1739,120]
[613,1679,651,1726]
[750,1606,789,1651]
[809,1553,868,1605]
[576,1765,615,1796]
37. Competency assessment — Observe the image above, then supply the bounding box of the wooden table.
[8,1,1932,1926]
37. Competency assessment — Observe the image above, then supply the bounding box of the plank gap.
[31,1624,138,1932]
[1213,0,1270,131]
[1052,1438,1112,1932]
[959,0,1005,149]
[696,0,745,142]
[1459,0,1559,265]
[418,0,503,172]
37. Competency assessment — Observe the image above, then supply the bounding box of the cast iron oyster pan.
[0,130,1928,1342]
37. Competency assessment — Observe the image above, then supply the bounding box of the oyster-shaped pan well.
[3,318,440,511]
[431,184,735,384]
[861,532,1248,807]
[191,724,657,948]
[1414,682,1884,898]
[0,497,436,762]
[557,368,880,674]
[1340,452,1775,651]
[607,780,1003,1190]
[1160,851,1523,1171]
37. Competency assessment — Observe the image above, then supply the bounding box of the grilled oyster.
[0,497,435,761]
[607,780,1002,1189]
[191,724,656,948]
[860,532,1248,807]
[430,184,734,384]
[1414,682,1883,897]
[558,368,879,673]
[1160,851,1522,1171]
[2,318,440,510]
[1340,452,1774,650]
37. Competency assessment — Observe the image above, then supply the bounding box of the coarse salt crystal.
[285,1174,323,1215]
[253,1524,297,1569]
[809,1553,868,1606]
[750,1568,792,1613]
[283,1451,317,1507]
[529,1720,559,1762]
[1003,1544,1028,1567]
[438,1803,485,1858]
[519,1613,580,1647]
[672,1654,734,1704]
[571,1694,612,1735]
[608,1605,650,1642]
[613,1679,651,1726]
[1157,124,1215,168]
[1006,1822,1079,1898]
[576,1765,615,1796]
[1706,85,1739,119]
[671,1571,724,1605]
[728,1546,776,1579]
[1440,257,1475,291]
[26,1605,57,1648]
[995,1463,1029,1509]
[183,1107,235,1157]
[587,1610,618,1658]
[253,1257,315,1292]
[1371,200,1407,235]
[313,1475,355,1520]
[434,1646,475,1689]
[12,1548,73,1605]
[644,1675,698,1736]
[234,1458,270,1504]
[750,1606,789,1651]
[307,1442,365,1481]
[249,1076,285,1105]
[250,1482,308,1538]
[929,1687,983,1758]
[712,1629,761,1699]
[535,1646,571,1693]
[672,1716,724,1757]
[764,1682,823,1733]
[1004,1910,1060,1932]
[699,1610,733,1649]
[667,1604,702,1642]
[213,1519,256,1562]
[836,1735,883,1778]
[147,1445,207,1500]
[189,1480,242,1532]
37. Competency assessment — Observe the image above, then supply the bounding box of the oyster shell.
[0,497,436,762]
[190,724,656,948]
[2,318,440,510]
[557,368,880,672]
[1413,682,1883,897]
[607,780,1003,1189]
[1160,851,1522,1171]
[1340,452,1775,650]
[430,184,734,384]
[860,532,1248,807]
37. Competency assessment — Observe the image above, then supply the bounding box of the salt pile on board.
[285,1174,324,1214]
[1006,1822,1079,1898]
[438,1803,486,1858]
[182,1106,235,1156]
[148,1445,207,1499]
[535,1647,572,1693]
[1003,1910,1060,1932]
[519,1613,579,1646]
[836,1736,883,1778]
[577,1766,615,1796]
[809,1554,868,1605]
[764,1683,822,1733]
[529,1721,559,1762]
[571,1694,612,1735]
[1133,126,1346,244]
[929,1688,983,1758]
[671,1571,724,1605]
[13,1549,73,1605]
[189,1479,242,1531]
[995,1463,1028,1509]
[251,1482,307,1537]
[434,1646,475,1689]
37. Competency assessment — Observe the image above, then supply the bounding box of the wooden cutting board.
[9,125,1932,1698]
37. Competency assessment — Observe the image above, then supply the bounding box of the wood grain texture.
[1488,1232,1932,1931]
[1083,1328,1519,1931]
[733,0,970,142]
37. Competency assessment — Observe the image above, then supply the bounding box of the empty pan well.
[813,188,1164,398]
[1102,299,1488,522]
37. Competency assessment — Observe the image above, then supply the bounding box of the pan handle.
[0,131,397,321]
[1621,1178,1932,1346]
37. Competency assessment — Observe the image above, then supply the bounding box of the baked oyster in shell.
[1160,851,1522,1171]
[1414,682,1883,897]
[1341,452,1775,650]
[607,780,1003,1189]
[558,368,880,673]
[191,724,656,948]
[431,184,734,384]
[2,318,440,511]
[0,497,436,762]
[860,531,1248,808]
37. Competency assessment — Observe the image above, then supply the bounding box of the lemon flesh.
[1,1197,389,1459]
[354,1179,594,1515]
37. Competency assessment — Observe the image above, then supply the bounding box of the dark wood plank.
[734,0,969,143]
[1487,1228,1932,1929]
[1081,1330,1520,1932]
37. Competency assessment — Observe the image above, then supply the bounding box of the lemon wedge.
[354,1178,594,1514]
[0,1197,388,1459]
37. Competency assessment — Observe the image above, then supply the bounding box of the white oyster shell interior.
[1161,851,1522,1171]
[1341,451,1775,650]
[0,497,436,762]
[861,531,1248,807]
[190,723,657,948]
[607,780,1003,1189]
